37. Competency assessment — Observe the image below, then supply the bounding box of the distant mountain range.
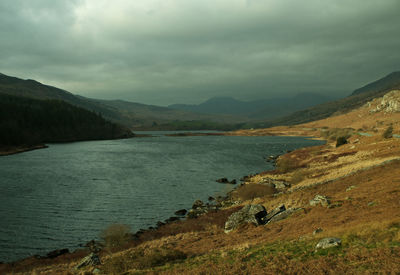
[169,93,335,119]
[1,71,400,132]
[0,73,242,130]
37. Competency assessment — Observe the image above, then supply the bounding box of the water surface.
[0,134,324,262]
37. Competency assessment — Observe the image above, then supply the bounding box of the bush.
[383,126,393,139]
[276,158,298,173]
[233,184,276,201]
[100,224,131,250]
[336,136,348,147]
[320,128,354,141]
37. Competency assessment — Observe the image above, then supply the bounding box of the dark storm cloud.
[1,0,399,105]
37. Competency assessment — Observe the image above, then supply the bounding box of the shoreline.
[0,144,49,156]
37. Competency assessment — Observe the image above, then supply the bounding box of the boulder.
[187,208,208,219]
[75,253,101,270]
[165,216,180,223]
[216,177,229,183]
[261,205,286,224]
[315,237,342,250]
[224,204,267,233]
[309,195,330,207]
[174,209,187,216]
[267,208,301,224]
[192,200,204,209]
[313,228,323,235]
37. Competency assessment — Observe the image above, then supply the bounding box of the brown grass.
[232,183,276,201]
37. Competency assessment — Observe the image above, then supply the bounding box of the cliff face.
[368,90,400,113]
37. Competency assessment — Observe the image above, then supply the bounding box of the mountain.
[255,71,400,127]
[169,93,334,119]
[351,71,400,96]
[0,73,242,129]
[0,93,132,149]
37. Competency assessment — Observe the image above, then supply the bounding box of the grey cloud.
[0,0,399,105]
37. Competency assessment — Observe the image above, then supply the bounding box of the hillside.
[3,90,400,274]
[252,71,400,128]
[0,94,132,154]
[0,73,242,130]
[352,71,400,96]
[169,93,334,119]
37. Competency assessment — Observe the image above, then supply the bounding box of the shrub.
[233,184,276,201]
[100,224,131,251]
[320,128,354,141]
[336,136,348,147]
[382,126,393,139]
[276,158,298,173]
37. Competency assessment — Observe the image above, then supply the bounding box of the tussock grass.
[233,183,276,201]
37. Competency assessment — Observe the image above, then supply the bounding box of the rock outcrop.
[368,90,400,113]
[310,195,330,207]
[224,204,267,233]
[315,237,342,250]
[75,253,101,270]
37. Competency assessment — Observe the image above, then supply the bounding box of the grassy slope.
[3,91,400,274]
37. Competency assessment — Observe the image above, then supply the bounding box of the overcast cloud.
[0,0,399,105]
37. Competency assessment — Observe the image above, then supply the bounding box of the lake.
[0,133,324,262]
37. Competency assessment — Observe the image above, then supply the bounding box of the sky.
[0,0,399,106]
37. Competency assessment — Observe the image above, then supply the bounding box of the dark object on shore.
[165,216,180,223]
[156,221,166,228]
[192,199,204,209]
[174,209,187,216]
[84,240,103,253]
[46,248,70,259]
[208,196,215,201]
[216,178,237,184]
[336,136,348,147]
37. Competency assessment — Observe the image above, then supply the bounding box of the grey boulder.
[315,237,342,250]
[224,204,267,233]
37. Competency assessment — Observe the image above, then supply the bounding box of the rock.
[192,200,204,209]
[313,228,323,235]
[224,204,267,233]
[261,205,286,224]
[267,208,301,223]
[208,196,215,201]
[216,177,236,184]
[84,240,103,253]
[174,209,187,216]
[187,208,208,219]
[260,178,290,190]
[272,180,290,190]
[165,216,180,223]
[346,185,357,191]
[315,237,342,250]
[156,221,165,228]
[46,248,69,259]
[75,253,101,270]
[309,195,330,207]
